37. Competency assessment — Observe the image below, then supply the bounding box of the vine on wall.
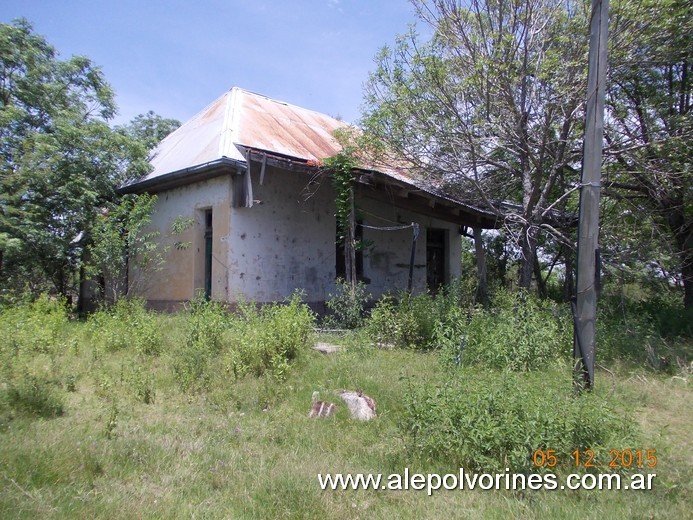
[322,150,358,290]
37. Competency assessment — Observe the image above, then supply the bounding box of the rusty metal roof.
[134,87,348,184]
[123,87,500,227]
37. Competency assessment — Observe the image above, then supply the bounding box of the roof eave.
[118,158,246,195]
[354,168,502,229]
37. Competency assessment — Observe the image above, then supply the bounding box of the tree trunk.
[563,246,575,303]
[345,189,357,295]
[533,254,548,299]
[518,224,536,289]
[473,227,489,305]
[674,225,693,309]
[666,205,692,309]
[682,260,693,309]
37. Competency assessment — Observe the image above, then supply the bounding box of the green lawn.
[0,321,690,519]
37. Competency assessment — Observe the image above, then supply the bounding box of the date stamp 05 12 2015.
[532,449,657,469]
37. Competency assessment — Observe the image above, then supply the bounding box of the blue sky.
[1,0,421,126]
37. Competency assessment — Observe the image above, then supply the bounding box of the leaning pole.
[574,0,610,390]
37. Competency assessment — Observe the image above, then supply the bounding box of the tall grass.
[0,288,690,519]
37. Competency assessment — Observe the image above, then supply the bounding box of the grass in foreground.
[0,319,691,519]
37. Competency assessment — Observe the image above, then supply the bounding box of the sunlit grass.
[0,319,690,519]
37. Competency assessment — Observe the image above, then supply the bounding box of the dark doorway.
[336,221,364,281]
[204,209,213,300]
[426,228,447,293]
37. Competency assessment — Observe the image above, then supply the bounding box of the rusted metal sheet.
[127,86,499,228]
[143,94,235,183]
[141,87,346,184]
[235,89,346,160]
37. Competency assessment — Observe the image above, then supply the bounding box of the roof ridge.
[218,88,238,158]
[230,86,345,123]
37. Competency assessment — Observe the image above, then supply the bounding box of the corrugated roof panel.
[145,91,242,181]
[139,87,348,184]
[234,90,347,160]
[123,87,499,226]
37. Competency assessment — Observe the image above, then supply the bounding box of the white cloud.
[327,0,343,12]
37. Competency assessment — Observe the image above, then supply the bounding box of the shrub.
[184,297,229,353]
[225,292,315,381]
[598,304,656,365]
[454,289,571,371]
[366,292,438,350]
[88,298,162,356]
[0,296,69,419]
[171,297,230,392]
[7,373,65,418]
[0,294,68,357]
[401,369,638,472]
[173,293,314,392]
[324,279,371,329]
[366,285,467,351]
[126,364,156,404]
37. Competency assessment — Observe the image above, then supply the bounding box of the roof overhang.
[243,148,502,229]
[120,145,501,228]
[353,169,501,229]
[119,157,246,195]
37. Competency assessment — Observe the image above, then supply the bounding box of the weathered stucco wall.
[356,195,462,297]
[135,175,232,308]
[228,166,336,304]
[134,166,463,309]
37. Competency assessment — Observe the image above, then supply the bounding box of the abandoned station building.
[121,87,497,311]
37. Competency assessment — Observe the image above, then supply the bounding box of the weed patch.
[7,373,64,418]
[401,369,639,472]
[324,279,371,329]
[224,292,315,381]
[88,298,163,356]
[367,288,463,350]
[454,290,571,371]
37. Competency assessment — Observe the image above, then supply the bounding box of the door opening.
[204,209,213,300]
[426,228,447,293]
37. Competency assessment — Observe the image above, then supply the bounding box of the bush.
[0,294,68,356]
[401,369,638,472]
[0,296,68,419]
[454,289,571,371]
[594,289,690,370]
[172,297,230,392]
[88,298,162,356]
[7,373,65,418]
[367,288,462,350]
[598,304,657,365]
[184,297,229,353]
[172,292,315,392]
[324,279,371,329]
[225,292,315,380]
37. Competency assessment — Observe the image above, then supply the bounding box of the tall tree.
[362,0,589,289]
[0,20,149,297]
[121,110,180,153]
[604,0,692,307]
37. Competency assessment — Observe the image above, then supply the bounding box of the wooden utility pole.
[574,0,610,390]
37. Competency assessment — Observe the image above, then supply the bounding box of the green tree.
[88,193,163,304]
[120,110,180,153]
[0,19,150,298]
[604,0,692,307]
[362,0,589,290]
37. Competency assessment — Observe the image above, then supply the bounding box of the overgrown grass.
[0,292,690,519]
[454,290,572,371]
[367,285,465,350]
[401,368,638,472]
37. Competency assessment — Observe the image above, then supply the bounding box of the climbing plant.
[324,152,357,244]
[323,148,359,290]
